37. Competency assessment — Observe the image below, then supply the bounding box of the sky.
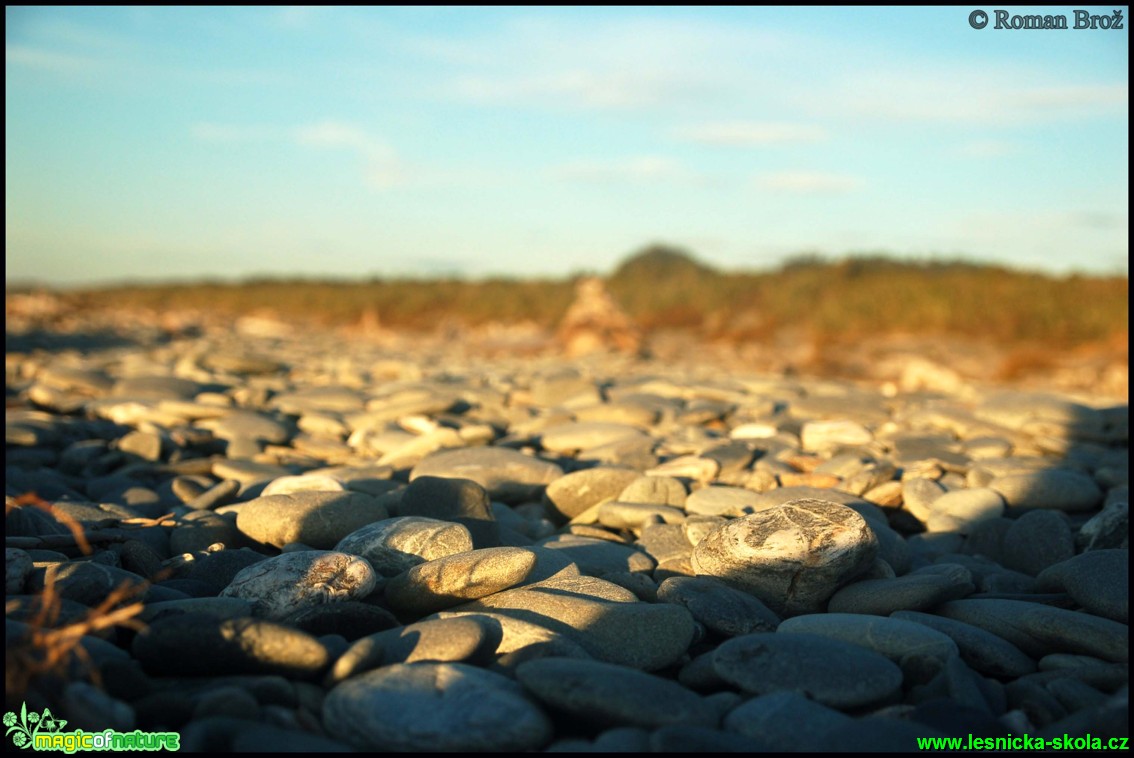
[5,6,1129,287]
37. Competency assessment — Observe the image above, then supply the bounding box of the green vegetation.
[21,246,1129,349]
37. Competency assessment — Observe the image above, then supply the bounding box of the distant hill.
[17,247,1127,350]
[609,244,718,284]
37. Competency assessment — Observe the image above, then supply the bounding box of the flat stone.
[398,475,499,548]
[260,474,346,496]
[924,488,1006,534]
[334,516,474,577]
[323,663,553,751]
[329,616,502,682]
[384,547,538,616]
[132,613,329,679]
[435,610,592,665]
[1076,500,1129,552]
[691,498,878,616]
[204,410,293,444]
[111,375,206,400]
[684,486,760,517]
[449,574,696,671]
[535,535,656,577]
[937,599,1128,663]
[902,477,947,523]
[657,575,780,636]
[989,469,1103,512]
[235,491,389,549]
[712,632,903,709]
[826,565,975,616]
[543,467,641,522]
[1001,510,1075,576]
[540,421,650,454]
[723,691,853,751]
[279,601,401,641]
[777,612,960,684]
[1035,550,1129,623]
[618,475,687,506]
[801,419,873,452]
[220,551,377,620]
[410,447,563,502]
[648,725,770,752]
[595,501,685,530]
[515,658,717,729]
[889,610,1037,679]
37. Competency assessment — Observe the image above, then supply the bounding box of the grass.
[8,247,1128,351]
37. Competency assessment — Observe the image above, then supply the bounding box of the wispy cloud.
[953,140,1019,159]
[294,121,405,189]
[443,15,791,112]
[190,122,280,143]
[5,44,104,74]
[675,121,828,146]
[755,171,864,193]
[550,156,700,184]
[816,67,1128,125]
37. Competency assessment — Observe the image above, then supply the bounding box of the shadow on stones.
[6,327,148,355]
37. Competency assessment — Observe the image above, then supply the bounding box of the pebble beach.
[5,307,1129,752]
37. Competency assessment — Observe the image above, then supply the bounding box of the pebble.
[334,516,474,576]
[712,632,904,709]
[937,599,1128,663]
[410,447,563,502]
[515,657,717,729]
[656,575,781,636]
[1035,549,1128,623]
[777,612,961,684]
[323,663,552,751]
[543,467,641,522]
[691,498,878,616]
[132,614,330,679]
[220,551,377,620]
[233,491,390,550]
[6,317,1127,752]
[384,547,537,616]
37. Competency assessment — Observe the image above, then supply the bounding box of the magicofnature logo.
[5,703,179,753]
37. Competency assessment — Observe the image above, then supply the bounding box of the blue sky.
[5,6,1129,286]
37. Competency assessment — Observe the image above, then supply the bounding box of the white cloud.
[5,44,103,74]
[755,171,864,193]
[551,156,698,184]
[813,67,1127,125]
[674,121,828,145]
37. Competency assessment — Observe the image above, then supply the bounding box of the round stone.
[691,498,878,616]
[235,491,389,550]
[1001,510,1075,576]
[132,613,330,679]
[335,516,474,577]
[1036,549,1128,623]
[988,469,1103,512]
[398,476,499,547]
[656,575,781,637]
[384,547,538,616]
[410,447,563,502]
[543,467,642,522]
[450,574,695,671]
[220,551,377,620]
[776,612,960,684]
[323,663,553,751]
[712,632,903,709]
[515,658,717,729]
